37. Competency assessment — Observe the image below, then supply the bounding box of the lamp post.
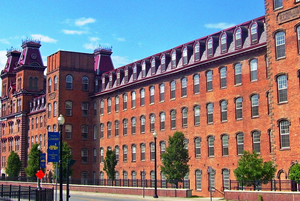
[37,145,41,190]
[58,114,65,201]
[153,131,158,198]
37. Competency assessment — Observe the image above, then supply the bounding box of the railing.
[228,180,300,192]
[0,184,54,201]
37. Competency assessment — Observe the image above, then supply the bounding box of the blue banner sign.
[40,153,46,168]
[48,132,59,162]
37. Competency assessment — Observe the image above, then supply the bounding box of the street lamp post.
[153,131,158,198]
[58,114,65,201]
[37,145,42,190]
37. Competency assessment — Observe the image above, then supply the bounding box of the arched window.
[131,117,136,134]
[208,136,214,157]
[100,148,104,162]
[250,23,258,44]
[81,149,88,163]
[48,78,52,93]
[123,93,128,110]
[194,42,200,61]
[132,171,137,186]
[297,26,300,54]
[209,168,216,189]
[237,133,244,155]
[183,47,188,65]
[151,59,156,74]
[206,70,213,91]
[193,74,200,94]
[48,103,51,118]
[140,143,145,161]
[140,88,145,106]
[100,123,104,138]
[150,114,155,132]
[222,135,229,156]
[250,59,258,81]
[107,98,111,113]
[107,122,111,138]
[82,76,89,91]
[195,170,202,190]
[115,120,119,136]
[142,61,146,77]
[182,107,188,127]
[207,38,213,57]
[115,146,119,161]
[235,97,243,120]
[235,28,242,49]
[207,103,213,124]
[252,131,261,153]
[277,74,287,103]
[65,124,72,139]
[131,144,136,162]
[279,120,290,148]
[171,50,176,68]
[234,63,242,85]
[221,33,227,53]
[194,105,200,125]
[100,100,104,115]
[115,96,119,112]
[81,171,88,185]
[54,75,57,91]
[150,86,155,104]
[150,142,155,160]
[195,137,201,158]
[81,125,88,140]
[251,94,259,117]
[170,110,176,129]
[170,81,176,99]
[223,169,230,190]
[220,100,227,122]
[140,116,145,133]
[160,141,166,158]
[66,75,73,90]
[220,67,227,88]
[159,84,165,102]
[133,65,137,80]
[160,112,165,130]
[161,55,166,72]
[275,31,286,59]
[123,145,128,162]
[53,101,57,117]
[181,78,187,97]
[123,119,128,136]
[131,91,136,108]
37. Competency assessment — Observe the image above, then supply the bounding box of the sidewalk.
[69,190,224,201]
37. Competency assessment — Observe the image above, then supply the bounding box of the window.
[223,169,230,190]
[140,89,145,106]
[235,28,242,49]
[123,119,128,136]
[132,171,137,186]
[107,98,111,113]
[250,23,258,44]
[171,50,176,68]
[181,78,187,97]
[81,102,88,117]
[131,91,136,108]
[274,0,283,9]
[208,136,214,157]
[253,131,261,153]
[251,94,259,117]
[209,168,216,190]
[132,144,136,162]
[220,67,227,88]
[66,75,73,90]
[170,110,176,129]
[193,74,200,94]
[182,107,188,127]
[48,104,51,118]
[250,59,258,81]
[234,63,242,85]
[123,93,127,110]
[237,133,244,155]
[48,78,52,93]
[159,84,165,102]
[195,170,202,190]
[194,105,200,125]
[195,138,201,158]
[100,100,104,115]
[123,145,128,162]
[207,103,213,124]
[297,27,300,53]
[107,122,111,138]
[81,125,88,140]
[93,102,97,116]
[133,65,137,80]
[65,124,72,139]
[150,86,155,104]
[81,149,88,163]
[142,61,146,77]
[82,76,89,91]
[150,114,155,132]
[221,33,227,53]
[151,59,156,74]
[131,117,136,134]
[206,70,213,91]
[235,97,243,120]
[115,120,119,136]
[66,101,72,116]
[124,69,128,83]
[140,143,145,161]
[160,112,165,130]
[183,47,188,65]
[150,142,155,160]
[100,123,104,138]
[279,120,290,148]
[54,75,57,91]
[170,81,176,99]
[160,141,166,158]
[150,171,155,187]
[100,148,104,162]
[277,75,287,103]
[220,100,227,122]
[194,42,200,61]
[222,135,229,156]
[115,146,119,161]
[40,116,43,128]
[275,31,285,59]
[207,38,213,57]
[115,96,119,112]
[36,117,38,128]
[161,55,166,72]
[140,116,145,133]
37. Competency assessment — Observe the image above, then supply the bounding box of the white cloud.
[0,50,7,68]
[83,43,97,50]
[112,55,131,68]
[0,39,10,44]
[204,22,235,29]
[62,30,87,35]
[31,34,57,43]
[116,37,126,42]
[75,17,96,26]
[89,37,100,42]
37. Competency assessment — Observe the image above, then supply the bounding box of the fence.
[228,180,299,192]
[0,184,54,201]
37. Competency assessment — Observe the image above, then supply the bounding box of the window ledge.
[278,101,288,105]
[181,95,187,98]
[251,116,259,119]
[276,56,286,61]
[234,83,242,87]
[220,87,227,89]
[170,98,176,101]
[194,124,200,127]
[149,103,154,105]
[207,122,214,125]
[236,118,243,121]
[207,90,213,92]
[131,107,136,109]
[123,109,127,111]
[221,120,228,123]
[280,148,291,151]
[159,101,165,103]
[208,156,215,158]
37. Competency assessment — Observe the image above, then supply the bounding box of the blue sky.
[0,0,265,72]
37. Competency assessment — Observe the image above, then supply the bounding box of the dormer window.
[133,65,137,80]
[102,77,106,90]
[117,71,120,85]
[274,0,283,10]
[194,42,200,61]
[161,55,166,72]
[151,59,155,74]
[183,47,188,65]
[171,51,176,68]
[142,61,146,77]
[125,68,128,83]
[109,74,113,88]
[207,38,213,57]
[250,23,258,44]
[221,33,227,53]
[235,28,242,49]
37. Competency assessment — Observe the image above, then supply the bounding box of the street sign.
[48,132,59,162]
[40,153,46,168]
[36,170,45,179]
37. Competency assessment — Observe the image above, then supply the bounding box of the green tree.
[161,131,190,188]
[53,142,73,178]
[234,151,277,189]
[6,151,22,178]
[103,149,117,183]
[25,144,41,178]
[288,163,300,184]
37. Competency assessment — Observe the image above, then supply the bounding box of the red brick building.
[1,0,300,197]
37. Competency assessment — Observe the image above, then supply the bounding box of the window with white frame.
[253,131,261,153]
[208,136,214,157]
[206,70,213,91]
[182,107,188,127]
[140,143,145,161]
[100,100,104,115]
[172,51,176,68]
[161,55,166,72]
[142,61,146,77]
[195,137,201,158]
[160,112,165,130]
[235,28,242,49]
[223,169,230,190]
[195,42,200,61]
[222,135,229,156]
[81,125,88,140]
[107,98,111,113]
[275,31,286,59]
[123,93,127,110]
[250,59,258,81]
[132,144,136,162]
[221,33,227,53]
[277,75,287,103]
[251,23,258,44]
[151,59,156,74]
[237,133,244,155]
[140,88,145,106]
[207,103,213,124]
[123,119,128,136]
[150,86,155,104]
[221,100,227,122]
[170,110,176,129]
[251,94,259,117]
[194,105,200,125]
[274,0,283,9]
[131,91,136,108]
[236,97,243,120]
[150,114,155,132]
[131,117,136,134]
[207,38,213,57]
[234,63,242,85]
[279,120,290,148]
[195,170,202,190]
[220,67,227,88]
[115,120,119,136]
[160,84,165,102]
[183,47,188,65]
[123,145,128,162]
[140,115,145,133]
[170,81,176,99]
[181,78,187,97]
[115,96,119,112]
[193,74,200,94]
[107,122,111,138]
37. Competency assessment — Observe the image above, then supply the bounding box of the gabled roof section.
[17,39,44,67]
[2,48,21,74]
[94,46,114,75]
